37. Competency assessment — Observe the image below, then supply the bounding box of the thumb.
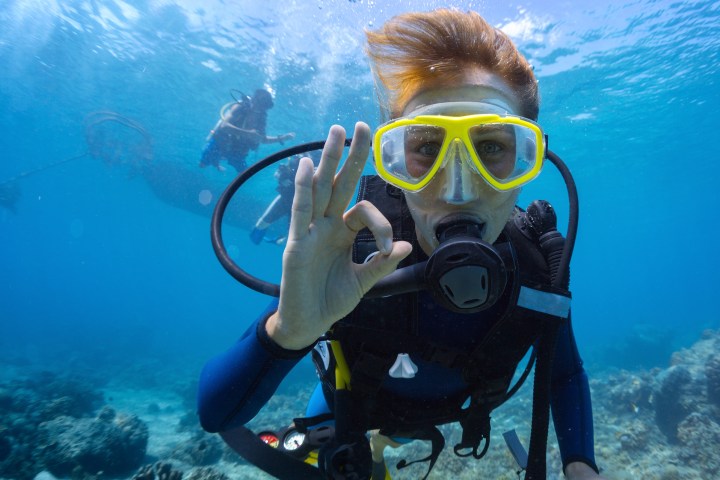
[356,241,413,293]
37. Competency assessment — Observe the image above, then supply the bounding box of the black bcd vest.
[308,175,569,477]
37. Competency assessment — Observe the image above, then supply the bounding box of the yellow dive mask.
[373,102,545,193]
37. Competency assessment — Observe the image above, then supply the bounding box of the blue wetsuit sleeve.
[197,300,314,432]
[550,312,599,473]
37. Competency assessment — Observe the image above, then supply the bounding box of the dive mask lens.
[467,120,545,190]
[375,123,447,191]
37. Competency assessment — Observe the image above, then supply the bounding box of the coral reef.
[676,412,720,478]
[603,369,654,415]
[652,365,694,441]
[705,353,720,407]
[651,330,720,443]
[38,407,148,476]
[131,461,183,480]
[0,375,97,479]
[2,330,720,480]
[588,329,720,479]
[185,466,230,480]
[0,372,146,480]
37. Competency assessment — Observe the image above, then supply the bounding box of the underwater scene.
[1,0,719,478]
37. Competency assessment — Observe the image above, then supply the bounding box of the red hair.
[365,9,539,120]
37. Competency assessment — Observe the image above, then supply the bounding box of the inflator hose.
[523,150,578,480]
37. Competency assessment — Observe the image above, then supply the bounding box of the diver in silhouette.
[200,89,295,172]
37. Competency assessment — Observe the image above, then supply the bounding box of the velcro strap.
[517,286,571,318]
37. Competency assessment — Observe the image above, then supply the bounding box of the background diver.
[250,154,304,245]
[200,88,296,172]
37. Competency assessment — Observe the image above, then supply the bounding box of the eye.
[405,126,444,160]
[403,126,445,178]
[475,141,503,156]
[417,142,442,157]
[469,124,515,164]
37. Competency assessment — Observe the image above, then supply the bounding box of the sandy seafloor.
[2,329,719,480]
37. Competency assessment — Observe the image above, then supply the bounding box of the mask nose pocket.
[441,139,479,204]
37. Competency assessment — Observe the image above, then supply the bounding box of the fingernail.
[382,239,392,254]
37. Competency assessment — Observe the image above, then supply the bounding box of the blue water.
[1,0,719,390]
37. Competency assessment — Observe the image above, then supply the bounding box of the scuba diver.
[250,154,304,245]
[199,88,296,172]
[198,9,606,480]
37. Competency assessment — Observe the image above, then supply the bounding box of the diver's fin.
[250,227,265,244]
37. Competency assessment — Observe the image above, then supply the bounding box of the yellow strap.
[330,340,352,390]
[303,450,318,466]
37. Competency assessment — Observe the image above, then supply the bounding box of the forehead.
[402,70,520,117]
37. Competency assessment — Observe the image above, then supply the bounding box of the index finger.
[312,125,347,219]
[325,122,371,218]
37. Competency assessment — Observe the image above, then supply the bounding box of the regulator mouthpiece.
[426,216,507,313]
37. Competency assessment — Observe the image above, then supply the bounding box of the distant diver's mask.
[373,102,546,202]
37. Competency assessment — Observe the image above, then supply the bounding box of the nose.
[439,139,480,205]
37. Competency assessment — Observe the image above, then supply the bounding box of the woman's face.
[401,68,523,254]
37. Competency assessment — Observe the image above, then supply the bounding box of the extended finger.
[326,122,371,218]
[288,157,316,241]
[312,125,347,219]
